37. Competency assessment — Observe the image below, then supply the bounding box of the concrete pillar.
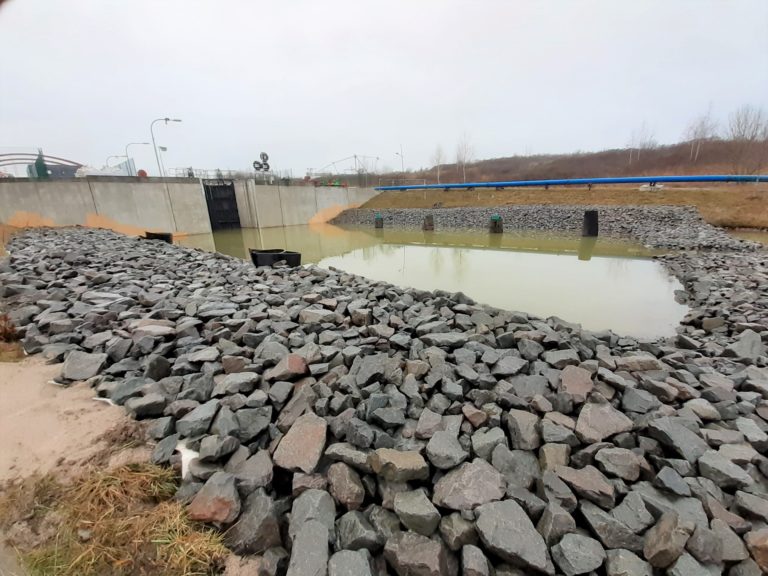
[582,210,598,237]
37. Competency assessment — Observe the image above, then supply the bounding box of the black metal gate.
[203,180,241,230]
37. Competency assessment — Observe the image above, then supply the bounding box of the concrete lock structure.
[0,177,378,238]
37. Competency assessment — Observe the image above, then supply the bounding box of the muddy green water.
[730,230,768,245]
[179,224,688,339]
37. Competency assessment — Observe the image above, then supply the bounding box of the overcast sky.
[1,0,766,177]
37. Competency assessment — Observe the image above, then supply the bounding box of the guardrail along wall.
[376,174,768,191]
[233,182,378,228]
[0,177,212,236]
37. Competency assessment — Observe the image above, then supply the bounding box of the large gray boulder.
[394,489,441,536]
[426,431,469,469]
[290,489,337,544]
[336,511,384,552]
[551,533,606,576]
[61,350,107,381]
[646,417,708,463]
[328,550,372,576]
[286,520,329,576]
[224,489,282,554]
[274,412,327,474]
[474,499,549,573]
[176,399,219,437]
[432,459,506,511]
[384,531,458,576]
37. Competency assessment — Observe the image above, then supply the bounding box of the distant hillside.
[392,139,766,185]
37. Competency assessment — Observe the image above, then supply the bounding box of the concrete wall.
[0,178,379,238]
[0,177,212,236]
[233,182,378,229]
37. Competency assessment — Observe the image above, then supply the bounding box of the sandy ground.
[0,357,133,575]
[0,357,126,483]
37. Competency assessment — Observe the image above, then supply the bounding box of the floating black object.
[144,231,173,243]
[249,248,301,267]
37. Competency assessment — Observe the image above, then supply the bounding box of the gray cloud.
[1,0,766,176]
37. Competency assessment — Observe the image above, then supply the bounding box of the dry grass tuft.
[0,474,62,531]
[2,464,227,576]
[0,313,23,361]
[0,313,19,342]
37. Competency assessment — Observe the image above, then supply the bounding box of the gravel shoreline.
[332,205,758,251]
[2,227,767,575]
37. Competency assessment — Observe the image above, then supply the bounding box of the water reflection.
[323,244,685,338]
[180,224,686,338]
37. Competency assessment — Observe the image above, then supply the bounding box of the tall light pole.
[395,144,405,173]
[124,142,150,176]
[150,118,181,177]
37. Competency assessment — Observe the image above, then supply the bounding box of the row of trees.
[423,105,767,183]
[629,104,768,174]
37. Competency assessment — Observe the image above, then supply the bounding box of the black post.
[144,231,173,243]
[422,215,434,231]
[582,210,598,237]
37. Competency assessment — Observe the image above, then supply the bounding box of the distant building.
[26,163,79,179]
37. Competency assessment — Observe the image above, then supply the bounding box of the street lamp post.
[105,155,124,167]
[124,142,150,176]
[150,118,182,177]
[395,144,405,178]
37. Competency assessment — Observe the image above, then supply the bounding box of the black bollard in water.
[582,210,599,237]
[422,215,434,231]
[489,214,503,233]
[374,213,384,229]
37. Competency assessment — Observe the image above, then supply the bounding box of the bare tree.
[626,133,637,165]
[727,105,768,174]
[684,107,718,163]
[431,145,444,184]
[456,132,473,183]
[636,122,657,163]
[627,122,656,164]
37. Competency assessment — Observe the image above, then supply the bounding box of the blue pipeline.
[375,175,768,191]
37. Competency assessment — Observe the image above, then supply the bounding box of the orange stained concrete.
[85,213,189,238]
[308,202,363,225]
[6,211,56,228]
[2,211,189,240]
[4,201,354,242]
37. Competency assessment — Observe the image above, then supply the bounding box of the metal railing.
[375,174,768,191]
